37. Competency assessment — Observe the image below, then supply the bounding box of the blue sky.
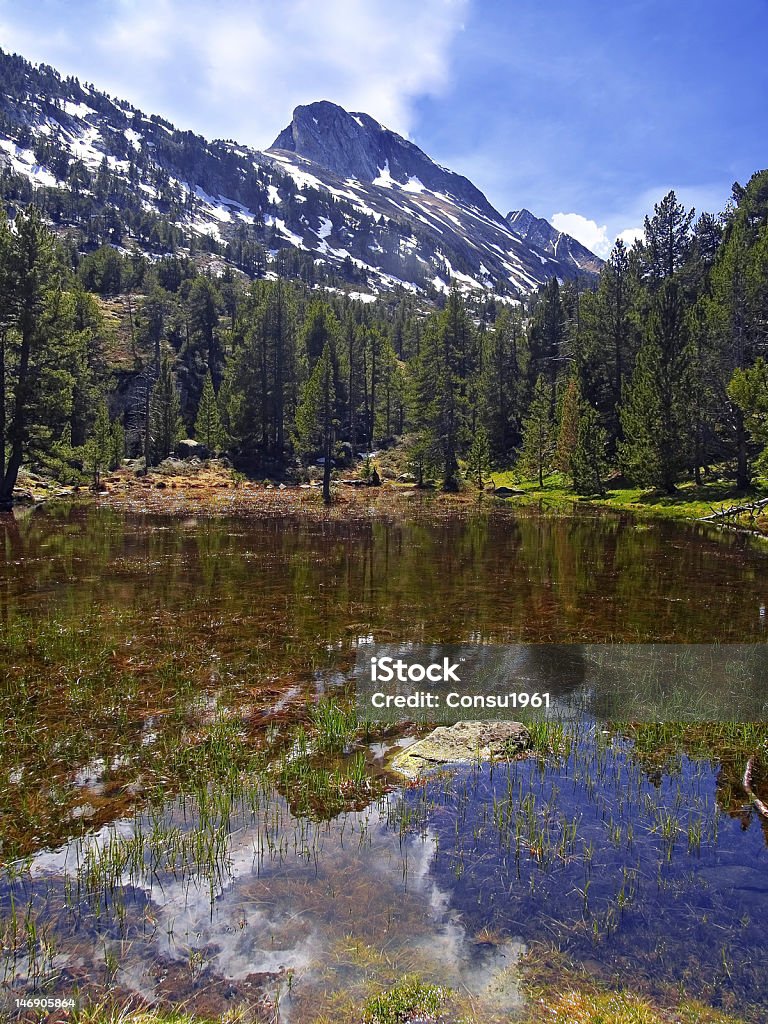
[0,0,765,255]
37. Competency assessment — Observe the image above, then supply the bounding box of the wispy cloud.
[0,0,468,146]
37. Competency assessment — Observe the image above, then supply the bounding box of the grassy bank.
[48,976,749,1024]
[13,453,768,533]
[488,469,768,531]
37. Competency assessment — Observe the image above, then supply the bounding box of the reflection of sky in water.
[3,730,767,1020]
[396,738,768,1012]
[5,795,525,1022]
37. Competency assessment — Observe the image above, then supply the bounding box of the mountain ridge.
[506,207,603,275]
[0,48,602,297]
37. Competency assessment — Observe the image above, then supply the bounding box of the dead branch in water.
[743,756,768,819]
[698,496,768,523]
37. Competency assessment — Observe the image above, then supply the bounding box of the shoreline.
[9,462,768,535]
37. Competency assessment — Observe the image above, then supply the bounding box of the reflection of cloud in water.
[21,795,524,1020]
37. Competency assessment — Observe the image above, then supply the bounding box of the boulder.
[390,720,531,779]
[176,438,210,460]
[493,486,525,498]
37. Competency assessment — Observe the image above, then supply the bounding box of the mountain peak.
[269,100,499,217]
[506,209,603,274]
[270,101,388,182]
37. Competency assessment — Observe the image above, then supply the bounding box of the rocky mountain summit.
[271,100,496,216]
[0,49,602,297]
[507,208,604,275]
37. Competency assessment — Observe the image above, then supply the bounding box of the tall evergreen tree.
[528,277,566,403]
[642,191,695,284]
[572,403,608,496]
[295,341,337,502]
[410,290,473,490]
[194,370,225,452]
[554,375,580,479]
[619,281,693,492]
[84,401,112,489]
[519,374,555,486]
[480,306,526,463]
[0,209,69,510]
[467,424,491,489]
[149,356,183,464]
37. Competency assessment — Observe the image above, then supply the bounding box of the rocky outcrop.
[271,101,498,217]
[506,208,604,275]
[390,721,531,779]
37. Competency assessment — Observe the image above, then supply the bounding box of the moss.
[541,990,744,1024]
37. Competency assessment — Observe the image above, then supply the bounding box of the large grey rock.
[176,438,210,460]
[390,721,531,779]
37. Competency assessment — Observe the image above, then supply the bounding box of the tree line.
[1,169,767,509]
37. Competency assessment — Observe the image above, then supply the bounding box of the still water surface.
[1,505,767,1020]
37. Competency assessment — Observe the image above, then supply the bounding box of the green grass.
[487,469,768,526]
[361,975,448,1024]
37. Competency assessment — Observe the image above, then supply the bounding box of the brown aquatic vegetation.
[76,463,505,523]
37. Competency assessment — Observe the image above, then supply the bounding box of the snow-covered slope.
[0,49,602,296]
[506,208,603,276]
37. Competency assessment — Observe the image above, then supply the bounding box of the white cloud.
[0,0,468,146]
[550,212,611,257]
[617,226,644,247]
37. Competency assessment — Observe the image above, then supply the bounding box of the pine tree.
[642,191,695,284]
[0,208,72,510]
[528,277,566,402]
[572,403,608,496]
[467,424,491,489]
[727,358,768,474]
[194,370,225,453]
[619,281,693,492]
[554,376,580,478]
[295,341,336,502]
[109,418,125,470]
[410,290,473,490]
[519,374,555,486]
[149,356,183,464]
[480,306,526,462]
[84,401,112,489]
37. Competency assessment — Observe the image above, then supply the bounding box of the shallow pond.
[1,505,767,1020]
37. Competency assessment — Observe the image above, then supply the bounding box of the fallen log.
[697,496,768,522]
[743,756,768,819]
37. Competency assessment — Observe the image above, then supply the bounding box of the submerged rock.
[390,720,531,779]
[493,486,525,498]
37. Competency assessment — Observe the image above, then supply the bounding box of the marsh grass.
[360,975,448,1024]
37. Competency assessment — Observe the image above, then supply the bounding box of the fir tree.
[519,374,555,486]
[149,356,183,464]
[619,281,693,492]
[194,370,225,453]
